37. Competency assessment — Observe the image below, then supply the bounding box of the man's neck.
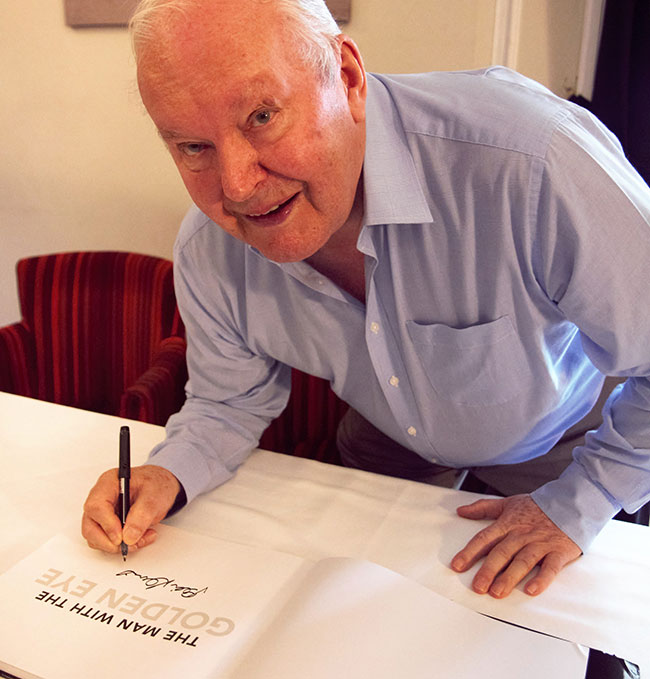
[305,182,366,303]
[306,215,366,304]
[307,242,366,303]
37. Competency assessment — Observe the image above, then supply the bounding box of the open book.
[0,525,587,679]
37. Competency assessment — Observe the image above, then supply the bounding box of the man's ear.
[338,35,366,123]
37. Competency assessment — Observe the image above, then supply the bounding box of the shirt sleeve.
[529,105,650,549]
[145,219,291,503]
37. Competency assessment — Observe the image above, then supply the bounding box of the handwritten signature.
[115,570,208,598]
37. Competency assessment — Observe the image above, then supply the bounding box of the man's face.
[137,1,366,263]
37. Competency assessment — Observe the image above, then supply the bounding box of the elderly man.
[83,0,650,600]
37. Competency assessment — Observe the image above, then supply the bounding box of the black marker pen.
[118,426,131,561]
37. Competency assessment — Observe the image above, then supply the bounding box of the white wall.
[0,0,586,325]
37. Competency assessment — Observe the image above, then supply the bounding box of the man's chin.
[252,232,329,264]
[203,208,329,263]
[257,244,320,264]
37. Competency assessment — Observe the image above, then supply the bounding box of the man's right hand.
[82,465,181,554]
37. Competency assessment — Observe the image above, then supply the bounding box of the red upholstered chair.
[0,251,187,426]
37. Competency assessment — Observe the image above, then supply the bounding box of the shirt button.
[407,426,417,437]
[389,375,399,387]
[370,322,380,334]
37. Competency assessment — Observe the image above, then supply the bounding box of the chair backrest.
[16,251,183,415]
[259,369,348,464]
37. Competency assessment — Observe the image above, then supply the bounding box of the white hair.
[129,0,342,82]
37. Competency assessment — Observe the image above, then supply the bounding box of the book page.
[231,557,589,679]
[0,526,308,679]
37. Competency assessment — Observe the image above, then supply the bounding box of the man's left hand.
[450,494,581,598]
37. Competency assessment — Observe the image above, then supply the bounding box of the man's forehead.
[144,0,279,46]
[137,4,291,88]
[139,58,291,106]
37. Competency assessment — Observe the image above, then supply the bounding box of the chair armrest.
[0,322,36,396]
[119,336,188,426]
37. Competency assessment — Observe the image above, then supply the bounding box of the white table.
[2,391,649,672]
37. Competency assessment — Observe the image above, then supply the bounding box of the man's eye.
[176,142,212,171]
[179,142,208,156]
[251,109,273,127]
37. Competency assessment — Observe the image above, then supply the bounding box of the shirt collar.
[362,73,434,227]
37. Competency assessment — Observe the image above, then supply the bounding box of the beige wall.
[0,0,586,325]
[346,0,497,73]
[1,1,190,325]
[517,0,585,98]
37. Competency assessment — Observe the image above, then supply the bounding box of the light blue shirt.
[150,68,650,550]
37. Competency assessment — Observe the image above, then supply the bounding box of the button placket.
[365,282,432,454]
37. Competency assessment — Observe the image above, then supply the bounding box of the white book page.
[231,557,589,679]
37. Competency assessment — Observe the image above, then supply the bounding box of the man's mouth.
[248,203,282,217]
[244,193,299,226]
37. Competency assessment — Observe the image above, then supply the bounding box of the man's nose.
[219,136,265,203]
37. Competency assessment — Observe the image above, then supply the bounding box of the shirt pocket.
[405,315,532,406]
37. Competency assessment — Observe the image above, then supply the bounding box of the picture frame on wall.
[64,0,351,27]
